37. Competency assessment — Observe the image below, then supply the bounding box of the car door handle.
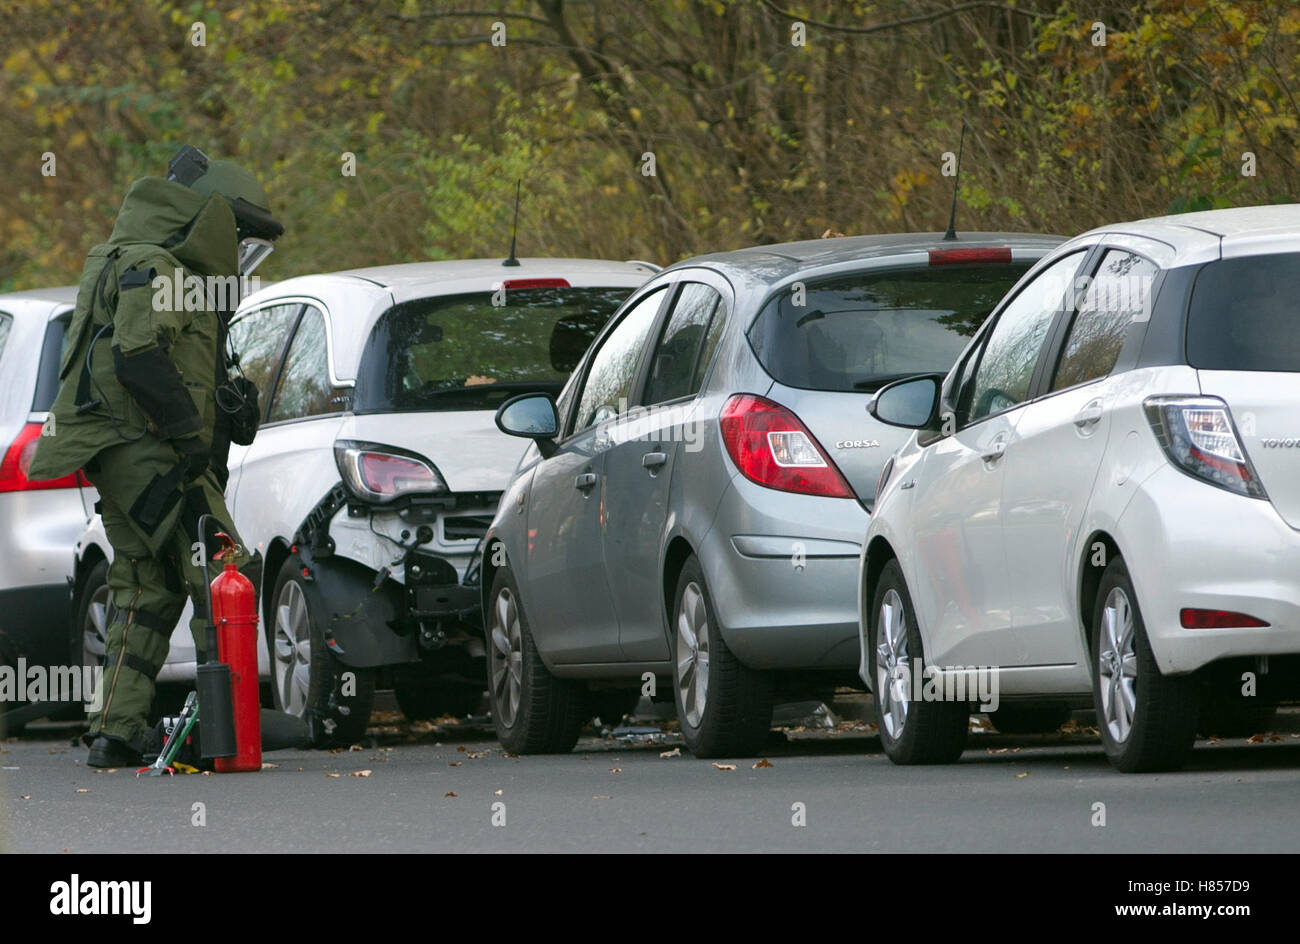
[980,439,1007,463]
[1073,400,1104,428]
[574,472,598,491]
[641,451,668,469]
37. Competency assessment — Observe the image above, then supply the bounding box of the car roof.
[1076,204,1300,266]
[675,231,1064,291]
[0,285,78,319]
[289,257,658,303]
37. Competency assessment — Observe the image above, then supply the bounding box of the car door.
[231,303,351,563]
[602,276,730,661]
[524,286,669,664]
[1002,247,1159,664]
[909,250,1087,669]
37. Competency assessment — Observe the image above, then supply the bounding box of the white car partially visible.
[860,205,1300,772]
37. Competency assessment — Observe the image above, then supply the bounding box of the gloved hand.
[174,435,210,482]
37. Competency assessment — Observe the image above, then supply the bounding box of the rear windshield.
[1188,253,1300,371]
[354,286,633,412]
[32,315,70,411]
[748,263,1032,392]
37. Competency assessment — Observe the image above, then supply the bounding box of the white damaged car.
[72,258,653,744]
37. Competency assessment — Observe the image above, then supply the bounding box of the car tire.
[988,702,1071,735]
[1091,557,1198,772]
[268,556,375,748]
[68,558,110,721]
[485,564,585,753]
[869,559,969,764]
[672,555,773,758]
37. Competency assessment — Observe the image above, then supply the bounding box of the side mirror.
[496,393,560,456]
[869,374,943,430]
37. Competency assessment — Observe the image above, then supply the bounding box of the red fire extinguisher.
[211,533,261,773]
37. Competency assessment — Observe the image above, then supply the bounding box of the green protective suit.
[29,176,251,752]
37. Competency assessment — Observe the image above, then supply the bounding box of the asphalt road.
[5,704,1300,853]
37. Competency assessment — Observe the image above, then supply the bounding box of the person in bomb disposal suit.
[28,146,284,767]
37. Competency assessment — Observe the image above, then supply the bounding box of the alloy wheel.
[83,584,109,668]
[676,582,710,728]
[274,580,312,717]
[1098,585,1138,743]
[489,587,523,727]
[875,588,911,739]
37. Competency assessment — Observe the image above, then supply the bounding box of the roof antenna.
[943,121,967,242]
[503,179,522,267]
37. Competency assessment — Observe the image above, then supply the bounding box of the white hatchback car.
[860,205,1300,772]
[0,287,98,731]
[73,258,653,744]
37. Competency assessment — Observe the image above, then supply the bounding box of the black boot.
[87,735,143,768]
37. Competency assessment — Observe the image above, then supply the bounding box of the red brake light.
[719,395,855,499]
[502,278,570,290]
[928,247,1013,266]
[0,422,85,493]
[359,452,439,495]
[1180,608,1270,629]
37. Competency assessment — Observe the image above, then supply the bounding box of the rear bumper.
[699,474,869,670]
[1120,463,1300,674]
[0,582,73,667]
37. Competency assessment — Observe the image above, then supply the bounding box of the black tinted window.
[32,315,66,411]
[645,283,722,405]
[1052,250,1154,390]
[1188,253,1300,371]
[749,263,1032,393]
[355,286,632,413]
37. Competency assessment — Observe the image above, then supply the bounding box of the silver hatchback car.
[482,232,1061,756]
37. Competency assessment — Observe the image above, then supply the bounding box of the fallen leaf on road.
[457,745,467,752]
[444,791,457,797]
[753,759,773,769]
[448,761,462,767]
[1016,772,1029,779]
[593,794,612,800]
[20,794,30,800]
[465,750,488,759]
[349,744,364,752]
[350,770,372,778]
[261,762,278,770]
[1248,734,1265,743]
[609,767,623,773]
[494,789,503,796]
[712,763,737,771]
[75,788,89,793]
[659,748,681,758]
[326,773,341,779]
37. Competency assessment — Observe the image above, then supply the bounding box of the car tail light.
[502,278,570,290]
[1180,608,1270,629]
[0,422,85,493]
[1144,396,1266,499]
[334,441,447,503]
[719,394,854,499]
[928,247,1013,266]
